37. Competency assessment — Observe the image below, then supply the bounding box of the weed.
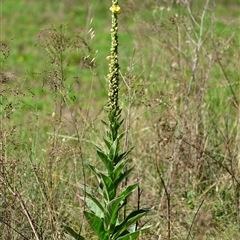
[64,1,151,239]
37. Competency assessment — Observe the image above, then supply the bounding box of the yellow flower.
[109,5,121,14]
[106,56,111,61]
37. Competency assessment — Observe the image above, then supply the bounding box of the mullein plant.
[64,1,151,239]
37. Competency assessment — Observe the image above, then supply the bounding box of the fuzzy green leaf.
[87,164,102,184]
[111,160,128,181]
[100,172,116,200]
[116,226,151,240]
[108,114,123,141]
[97,149,114,173]
[85,192,105,218]
[104,183,139,232]
[103,138,112,150]
[111,132,130,165]
[109,139,119,163]
[116,131,125,141]
[88,164,116,201]
[114,147,133,165]
[63,224,85,240]
[78,184,105,218]
[114,166,134,189]
[104,195,125,231]
[116,231,140,240]
[84,211,108,240]
[118,182,138,200]
[113,208,152,239]
[108,110,123,133]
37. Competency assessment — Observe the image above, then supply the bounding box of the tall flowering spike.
[107,0,121,114]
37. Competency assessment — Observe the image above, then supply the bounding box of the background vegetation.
[1,0,239,239]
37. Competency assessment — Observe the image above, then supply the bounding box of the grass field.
[1,0,240,239]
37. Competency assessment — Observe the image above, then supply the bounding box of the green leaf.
[63,224,85,240]
[111,160,128,181]
[87,164,102,184]
[111,133,130,165]
[113,208,152,239]
[118,182,138,200]
[84,211,108,240]
[97,149,114,173]
[64,233,76,240]
[77,183,93,195]
[87,164,102,182]
[109,139,119,163]
[104,195,125,232]
[104,183,139,232]
[114,166,134,189]
[114,147,133,165]
[108,113,123,141]
[85,192,105,218]
[116,231,140,240]
[116,226,151,240]
[108,110,123,135]
[100,172,116,200]
[78,183,104,218]
[88,164,116,201]
[103,138,111,150]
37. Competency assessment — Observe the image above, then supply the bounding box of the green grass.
[1,0,240,239]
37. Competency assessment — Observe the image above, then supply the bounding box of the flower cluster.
[109,4,121,14]
[107,1,121,113]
